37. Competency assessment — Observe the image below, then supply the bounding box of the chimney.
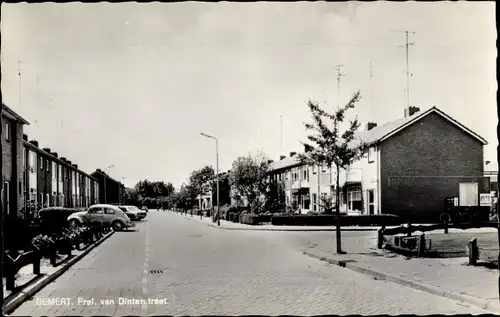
[67,160,72,165]
[366,122,377,131]
[52,152,58,158]
[280,155,286,160]
[290,152,297,157]
[73,164,78,169]
[22,134,28,141]
[97,169,102,172]
[267,160,274,164]
[60,157,66,162]
[43,148,51,154]
[29,140,39,147]
[404,106,420,118]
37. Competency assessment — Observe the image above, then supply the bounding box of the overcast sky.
[1,2,497,189]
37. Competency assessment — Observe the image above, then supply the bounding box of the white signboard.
[480,193,492,206]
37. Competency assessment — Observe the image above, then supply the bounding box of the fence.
[377,221,499,257]
[3,224,112,292]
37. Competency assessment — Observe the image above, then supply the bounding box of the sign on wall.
[480,193,492,206]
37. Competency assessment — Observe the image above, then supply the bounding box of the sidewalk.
[174,211,497,234]
[301,234,500,313]
[2,231,114,314]
[175,212,380,231]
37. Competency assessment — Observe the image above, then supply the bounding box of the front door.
[367,189,375,215]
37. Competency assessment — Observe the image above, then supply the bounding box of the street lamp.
[103,165,114,204]
[120,177,126,205]
[201,132,220,226]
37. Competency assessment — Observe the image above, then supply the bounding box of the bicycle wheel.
[439,213,451,223]
[461,212,471,223]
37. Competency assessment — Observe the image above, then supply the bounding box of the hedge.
[239,214,273,225]
[271,214,402,226]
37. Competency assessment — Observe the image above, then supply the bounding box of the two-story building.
[22,136,99,220]
[91,169,125,205]
[268,106,489,223]
[2,104,30,220]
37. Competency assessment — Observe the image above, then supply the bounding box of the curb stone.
[180,214,379,232]
[301,249,500,313]
[3,230,115,315]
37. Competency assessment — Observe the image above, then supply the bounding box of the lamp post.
[201,133,220,226]
[120,177,126,205]
[103,165,114,204]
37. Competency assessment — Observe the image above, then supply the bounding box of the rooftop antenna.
[393,30,415,116]
[280,114,283,152]
[18,61,24,111]
[334,64,346,109]
[369,58,376,120]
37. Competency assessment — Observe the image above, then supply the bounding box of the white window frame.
[5,122,10,141]
[347,186,362,212]
[39,156,44,170]
[368,146,376,163]
[312,193,317,211]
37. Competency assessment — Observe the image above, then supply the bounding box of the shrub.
[31,234,56,253]
[270,214,401,226]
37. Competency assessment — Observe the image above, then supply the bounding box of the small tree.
[265,180,286,213]
[189,166,216,202]
[298,91,367,254]
[318,194,335,214]
[229,151,270,214]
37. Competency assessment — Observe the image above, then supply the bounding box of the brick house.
[267,106,488,223]
[22,136,99,219]
[2,104,30,219]
[91,169,125,205]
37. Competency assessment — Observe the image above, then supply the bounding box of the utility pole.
[393,30,415,115]
[334,64,345,109]
[0,103,4,310]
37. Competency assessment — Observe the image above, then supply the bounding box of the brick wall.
[380,112,485,223]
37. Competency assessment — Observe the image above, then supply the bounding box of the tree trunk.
[335,165,342,253]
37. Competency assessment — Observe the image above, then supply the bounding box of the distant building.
[197,171,231,210]
[91,169,125,206]
[22,136,99,217]
[267,106,489,223]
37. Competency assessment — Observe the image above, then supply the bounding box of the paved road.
[11,210,489,315]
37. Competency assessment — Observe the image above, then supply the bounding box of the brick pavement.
[10,211,490,315]
[278,229,499,312]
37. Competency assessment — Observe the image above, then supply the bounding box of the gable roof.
[268,155,301,172]
[2,104,30,125]
[356,106,487,146]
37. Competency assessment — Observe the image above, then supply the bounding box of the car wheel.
[112,221,124,231]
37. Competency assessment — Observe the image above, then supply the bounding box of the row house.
[23,136,100,220]
[268,106,489,223]
[91,169,125,205]
[1,104,30,220]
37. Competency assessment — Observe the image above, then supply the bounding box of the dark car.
[38,207,80,233]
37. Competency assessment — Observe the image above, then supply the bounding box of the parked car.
[67,204,135,231]
[141,206,148,212]
[118,206,147,221]
[39,207,80,230]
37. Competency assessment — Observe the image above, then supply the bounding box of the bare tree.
[298,91,367,254]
